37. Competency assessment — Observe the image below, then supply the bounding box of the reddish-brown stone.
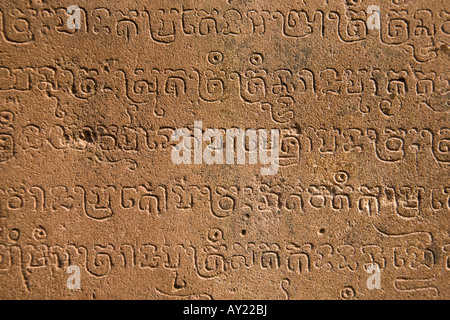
[0,0,448,299]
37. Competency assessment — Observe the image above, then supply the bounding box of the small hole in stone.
[82,130,93,143]
[244,213,250,220]
[319,228,326,234]
[241,230,247,236]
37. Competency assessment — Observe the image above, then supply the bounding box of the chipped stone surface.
[0,0,448,299]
